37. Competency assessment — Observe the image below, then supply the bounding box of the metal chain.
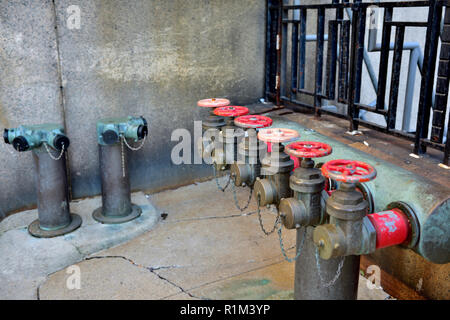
[315,247,346,288]
[121,137,126,178]
[256,194,280,235]
[44,142,65,161]
[213,164,231,192]
[230,174,253,212]
[277,223,307,263]
[123,134,146,151]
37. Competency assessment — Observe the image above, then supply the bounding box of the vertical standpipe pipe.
[3,124,82,238]
[29,145,82,237]
[92,117,146,224]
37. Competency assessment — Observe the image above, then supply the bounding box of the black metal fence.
[265,0,450,165]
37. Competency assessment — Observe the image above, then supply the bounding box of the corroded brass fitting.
[253,143,294,206]
[279,158,326,229]
[278,141,333,229]
[231,129,267,187]
[313,160,378,260]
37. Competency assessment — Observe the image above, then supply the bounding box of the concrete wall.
[0,0,266,219]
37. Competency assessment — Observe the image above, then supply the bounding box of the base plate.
[92,204,142,224]
[28,213,82,238]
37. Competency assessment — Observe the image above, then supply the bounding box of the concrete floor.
[35,179,390,300]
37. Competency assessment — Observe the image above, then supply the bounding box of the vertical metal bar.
[291,21,299,95]
[338,20,350,103]
[265,0,280,101]
[347,6,360,131]
[354,8,366,105]
[264,1,272,100]
[276,1,283,106]
[298,9,307,90]
[280,4,287,105]
[376,7,393,111]
[431,6,450,144]
[387,26,405,131]
[326,21,338,100]
[414,0,442,154]
[315,7,325,117]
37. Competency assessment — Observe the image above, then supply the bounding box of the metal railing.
[265,0,450,165]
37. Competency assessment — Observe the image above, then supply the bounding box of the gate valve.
[253,128,299,206]
[313,159,380,259]
[4,124,70,152]
[210,106,249,171]
[279,141,333,229]
[231,115,273,187]
[97,116,148,146]
[197,98,230,131]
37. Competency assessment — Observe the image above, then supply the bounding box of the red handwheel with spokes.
[213,106,249,117]
[286,141,332,159]
[321,159,377,183]
[234,115,273,129]
[197,98,231,108]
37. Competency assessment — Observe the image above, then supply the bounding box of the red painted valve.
[321,159,377,183]
[286,141,332,159]
[197,98,230,108]
[257,128,299,144]
[234,115,273,129]
[213,106,249,117]
[367,208,411,249]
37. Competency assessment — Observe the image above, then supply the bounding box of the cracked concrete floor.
[37,179,390,300]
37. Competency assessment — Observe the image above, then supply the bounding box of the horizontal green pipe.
[271,116,449,264]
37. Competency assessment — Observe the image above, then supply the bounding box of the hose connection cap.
[137,125,148,140]
[12,136,29,152]
[3,129,10,144]
[54,134,70,150]
[102,130,119,145]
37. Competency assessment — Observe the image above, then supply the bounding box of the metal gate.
[265,0,450,165]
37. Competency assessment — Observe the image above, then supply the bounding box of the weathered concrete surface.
[39,180,390,300]
[0,192,159,299]
[53,0,266,200]
[0,0,64,219]
[0,0,266,218]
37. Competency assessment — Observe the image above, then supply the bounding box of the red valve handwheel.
[234,115,273,129]
[213,106,249,117]
[197,98,230,108]
[321,159,377,183]
[286,141,332,159]
[258,128,299,143]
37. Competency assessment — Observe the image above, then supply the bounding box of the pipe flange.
[355,182,374,214]
[386,201,420,249]
[92,204,142,224]
[28,213,82,238]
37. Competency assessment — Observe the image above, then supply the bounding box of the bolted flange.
[28,213,82,238]
[92,204,142,224]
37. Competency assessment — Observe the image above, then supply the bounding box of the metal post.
[92,143,142,224]
[28,146,81,237]
[294,227,360,300]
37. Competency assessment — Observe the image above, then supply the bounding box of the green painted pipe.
[271,116,449,264]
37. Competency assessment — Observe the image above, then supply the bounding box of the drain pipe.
[92,116,148,224]
[3,124,81,237]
